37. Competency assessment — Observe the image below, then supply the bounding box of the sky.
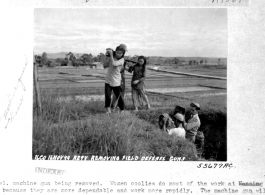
[34,8,227,58]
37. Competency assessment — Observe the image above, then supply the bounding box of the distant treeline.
[35,52,227,67]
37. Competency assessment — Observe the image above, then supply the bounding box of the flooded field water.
[38,66,227,101]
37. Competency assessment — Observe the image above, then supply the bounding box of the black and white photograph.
[1,0,265,194]
[33,8,227,161]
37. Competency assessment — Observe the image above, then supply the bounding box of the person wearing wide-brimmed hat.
[159,113,174,132]
[167,113,186,139]
[184,102,201,143]
[159,105,185,132]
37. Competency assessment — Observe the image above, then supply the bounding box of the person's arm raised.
[108,49,124,67]
[103,57,110,69]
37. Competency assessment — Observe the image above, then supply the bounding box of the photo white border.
[0,0,265,194]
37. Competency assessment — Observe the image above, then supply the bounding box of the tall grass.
[33,92,197,160]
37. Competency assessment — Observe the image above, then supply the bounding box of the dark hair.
[115,46,126,59]
[137,56,146,73]
[172,105,186,116]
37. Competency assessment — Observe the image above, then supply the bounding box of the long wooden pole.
[33,55,42,116]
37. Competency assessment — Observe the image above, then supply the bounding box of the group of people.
[103,44,151,114]
[159,102,204,155]
[103,44,204,155]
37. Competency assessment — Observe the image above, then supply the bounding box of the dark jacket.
[128,64,146,90]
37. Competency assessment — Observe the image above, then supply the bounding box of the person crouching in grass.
[167,113,186,139]
[126,56,151,111]
[158,105,185,132]
[103,45,126,114]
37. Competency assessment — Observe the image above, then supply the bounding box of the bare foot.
[147,104,151,110]
[106,107,111,114]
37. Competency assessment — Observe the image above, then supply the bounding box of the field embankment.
[33,92,197,161]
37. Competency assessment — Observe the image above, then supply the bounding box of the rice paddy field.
[33,64,227,161]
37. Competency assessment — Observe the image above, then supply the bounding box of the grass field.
[33,64,227,161]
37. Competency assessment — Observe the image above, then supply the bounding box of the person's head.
[190,102,200,113]
[185,103,200,121]
[137,56,147,74]
[172,105,186,116]
[173,113,184,128]
[137,56,146,66]
[115,45,126,60]
[119,44,128,52]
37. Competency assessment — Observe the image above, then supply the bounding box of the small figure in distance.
[167,113,186,139]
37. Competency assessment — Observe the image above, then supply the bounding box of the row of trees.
[166,58,210,66]
[35,52,223,67]
[175,58,223,66]
[187,58,223,66]
[188,59,208,66]
[35,52,141,67]
[35,52,108,67]
[35,52,58,67]
[66,52,107,63]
